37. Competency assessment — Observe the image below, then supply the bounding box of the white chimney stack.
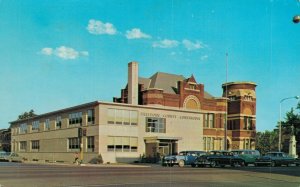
[128,62,138,105]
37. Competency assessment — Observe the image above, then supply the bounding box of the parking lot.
[0,162,300,187]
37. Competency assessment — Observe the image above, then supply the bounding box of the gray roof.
[138,72,214,98]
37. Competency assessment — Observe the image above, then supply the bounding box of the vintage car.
[0,151,9,162]
[191,150,245,168]
[0,152,23,162]
[231,149,260,166]
[254,152,295,167]
[162,151,206,167]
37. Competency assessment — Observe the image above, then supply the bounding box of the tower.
[222,82,257,150]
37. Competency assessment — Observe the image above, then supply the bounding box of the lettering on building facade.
[140,112,200,121]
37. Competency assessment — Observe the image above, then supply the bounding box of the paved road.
[0,162,300,187]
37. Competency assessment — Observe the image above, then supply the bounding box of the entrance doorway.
[144,137,181,162]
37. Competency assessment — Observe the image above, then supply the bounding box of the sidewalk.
[23,160,156,168]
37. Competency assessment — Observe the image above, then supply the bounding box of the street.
[0,162,300,187]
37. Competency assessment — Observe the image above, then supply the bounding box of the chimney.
[128,62,138,105]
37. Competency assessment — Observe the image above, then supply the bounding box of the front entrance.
[158,143,170,157]
[144,137,181,163]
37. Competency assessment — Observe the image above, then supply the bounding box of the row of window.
[227,117,254,130]
[18,136,95,151]
[203,137,224,151]
[107,109,138,125]
[17,109,95,134]
[107,136,138,152]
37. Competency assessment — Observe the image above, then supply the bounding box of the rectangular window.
[107,109,115,124]
[87,109,95,124]
[107,136,138,152]
[87,136,95,151]
[123,110,130,125]
[204,114,215,128]
[146,117,166,133]
[130,111,138,125]
[56,116,62,129]
[244,117,252,130]
[32,120,40,131]
[31,140,40,150]
[19,123,27,134]
[68,137,80,150]
[69,112,82,126]
[45,119,50,130]
[115,109,123,125]
[107,109,138,125]
[20,141,27,150]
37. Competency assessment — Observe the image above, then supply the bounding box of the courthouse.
[10,62,257,163]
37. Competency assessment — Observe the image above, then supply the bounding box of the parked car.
[0,151,9,162]
[0,152,23,162]
[231,149,260,166]
[254,152,295,167]
[295,158,300,166]
[162,151,206,167]
[191,150,245,168]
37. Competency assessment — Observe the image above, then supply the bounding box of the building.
[0,129,11,152]
[9,62,257,163]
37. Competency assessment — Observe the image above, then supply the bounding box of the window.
[107,109,138,125]
[244,139,250,149]
[31,140,40,150]
[244,117,252,130]
[45,119,50,130]
[56,116,62,129]
[69,112,82,126]
[19,123,27,134]
[32,120,40,131]
[20,141,27,150]
[145,117,166,133]
[68,137,80,150]
[107,136,138,152]
[204,114,214,128]
[87,136,95,151]
[189,84,196,90]
[87,109,95,124]
[203,137,215,151]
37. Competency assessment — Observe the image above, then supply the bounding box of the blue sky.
[0,0,300,131]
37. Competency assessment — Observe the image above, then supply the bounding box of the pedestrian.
[74,152,79,164]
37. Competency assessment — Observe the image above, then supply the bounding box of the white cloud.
[152,39,179,48]
[40,46,89,60]
[201,55,208,61]
[182,39,205,50]
[126,28,151,39]
[41,48,53,55]
[87,19,117,35]
[55,46,79,59]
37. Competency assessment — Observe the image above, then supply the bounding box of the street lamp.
[279,96,300,152]
[293,15,300,23]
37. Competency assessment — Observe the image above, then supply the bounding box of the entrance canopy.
[144,136,182,143]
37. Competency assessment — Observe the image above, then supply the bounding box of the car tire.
[240,161,246,167]
[271,161,276,167]
[191,164,196,168]
[210,161,216,168]
[178,160,185,167]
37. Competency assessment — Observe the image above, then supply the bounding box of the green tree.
[256,130,278,155]
[18,109,36,120]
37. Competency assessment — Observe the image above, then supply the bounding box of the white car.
[0,152,23,162]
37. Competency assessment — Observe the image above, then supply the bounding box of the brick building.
[114,62,257,151]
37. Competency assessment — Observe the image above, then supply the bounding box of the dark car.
[162,151,206,167]
[231,149,260,166]
[192,150,245,168]
[254,152,295,167]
